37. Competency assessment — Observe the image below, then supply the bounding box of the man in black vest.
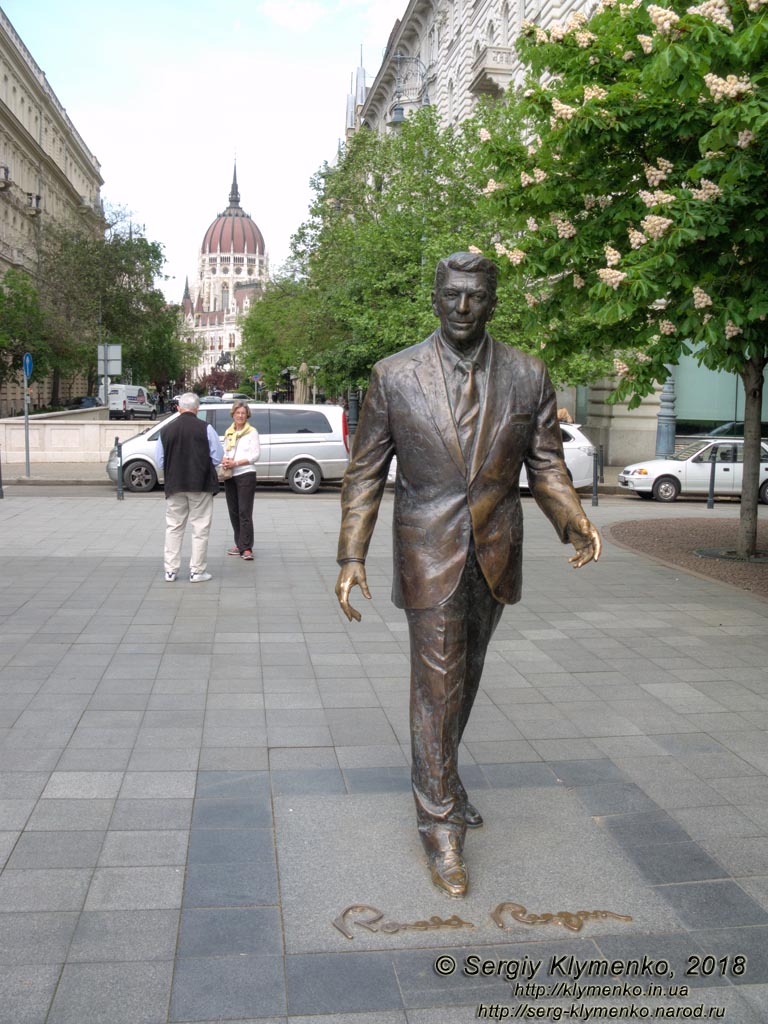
[156,393,224,582]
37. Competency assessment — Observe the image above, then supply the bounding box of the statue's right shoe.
[464,801,483,828]
[429,849,468,898]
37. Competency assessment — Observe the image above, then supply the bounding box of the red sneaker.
[241,550,254,560]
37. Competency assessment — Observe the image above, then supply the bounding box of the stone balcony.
[469,45,520,98]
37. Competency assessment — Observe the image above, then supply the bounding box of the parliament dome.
[201,167,265,256]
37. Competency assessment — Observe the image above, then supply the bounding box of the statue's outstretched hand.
[568,515,602,568]
[335,562,371,622]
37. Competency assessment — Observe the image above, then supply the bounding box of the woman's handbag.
[218,437,237,481]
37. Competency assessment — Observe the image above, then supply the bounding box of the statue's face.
[432,269,497,351]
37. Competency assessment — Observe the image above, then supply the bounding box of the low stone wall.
[0,410,145,463]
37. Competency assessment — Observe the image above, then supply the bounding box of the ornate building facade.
[0,7,103,415]
[182,168,268,380]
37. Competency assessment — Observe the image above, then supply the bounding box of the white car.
[387,423,596,489]
[618,437,768,503]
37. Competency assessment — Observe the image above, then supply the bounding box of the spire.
[228,163,240,208]
[183,276,191,301]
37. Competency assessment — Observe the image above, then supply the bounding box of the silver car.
[107,403,349,494]
[618,437,768,503]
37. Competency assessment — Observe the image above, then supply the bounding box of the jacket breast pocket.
[508,413,532,425]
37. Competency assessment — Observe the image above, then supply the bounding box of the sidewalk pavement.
[0,487,766,1023]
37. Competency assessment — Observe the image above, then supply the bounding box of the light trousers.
[164,491,214,575]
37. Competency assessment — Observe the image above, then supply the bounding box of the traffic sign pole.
[22,352,32,478]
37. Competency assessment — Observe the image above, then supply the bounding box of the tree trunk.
[50,367,60,408]
[737,356,766,560]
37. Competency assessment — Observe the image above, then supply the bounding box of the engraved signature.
[332,904,476,940]
[491,901,633,933]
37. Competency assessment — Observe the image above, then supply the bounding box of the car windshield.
[670,441,712,461]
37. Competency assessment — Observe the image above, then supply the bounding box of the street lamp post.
[387,52,431,127]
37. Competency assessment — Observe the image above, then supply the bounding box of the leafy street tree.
[474,0,768,557]
[37,213,191,401]
[0,269,50,395]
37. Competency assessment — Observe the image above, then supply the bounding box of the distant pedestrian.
[156,393,224,583]
[221,401,260,560]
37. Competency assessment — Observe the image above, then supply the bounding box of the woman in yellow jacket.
[221,401,261,560]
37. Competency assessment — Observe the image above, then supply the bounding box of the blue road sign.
[23,352,33,378]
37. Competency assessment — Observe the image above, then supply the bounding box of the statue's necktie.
[455,358,479,459]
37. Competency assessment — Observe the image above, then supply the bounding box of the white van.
[106,401,349,493]
[108,385,157,421]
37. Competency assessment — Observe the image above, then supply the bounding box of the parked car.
[222,392,251,401]
[106,402,350,494]
[108,384,157,421]
[66,395,103,409]
[386,422,596,489]
[618,437,768,503]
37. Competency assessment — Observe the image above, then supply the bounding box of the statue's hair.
[178,392,200,412]
[434,252,497,300]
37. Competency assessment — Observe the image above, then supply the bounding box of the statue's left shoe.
[429,849,468,898]
[464,801,483,828]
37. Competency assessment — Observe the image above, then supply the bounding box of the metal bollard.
[707,454,716,509]
[592,448,599,507]
[116,437,124,501]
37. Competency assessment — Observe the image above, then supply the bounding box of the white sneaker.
[164,571,177,582]
[189,571,213,583]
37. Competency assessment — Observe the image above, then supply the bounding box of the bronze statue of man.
[335,253,601,898]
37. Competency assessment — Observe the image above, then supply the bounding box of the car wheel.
[652,476,680,502]
[123,460,157,492]
[150,410,157,421]
[287,460,321,494]
[760,480,768,505]
[129,410,136,420]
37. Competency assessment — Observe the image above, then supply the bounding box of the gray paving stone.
[0,798,37,829]
[110,798,193,830]
[85,866,184,910]
[655,880,768,929]
[170,954,285,1021]
[0,963,62,1024]
[198,746,269,770]
[286,952,403,1015]
[47,960,173,1024]
[178,905,282,956]
[41,771,124,799]
[119,771,197,799]
[68,908,179,962]
[183,860,278,907]
[6,830,105,869]
[0,911,78,965]
[187,828,273,866]
[98,830,188,866]
[0,868,91,911]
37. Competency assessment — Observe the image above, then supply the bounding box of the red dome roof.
[201,169,265,256]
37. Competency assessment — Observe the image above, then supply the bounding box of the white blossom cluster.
[747,0,768,10]
[468,245,483,254]
[605,245,622,266]
[551,98,578,123]
[619,0,642,11]
[533,168,548,183]
[659,320,677,334]
[566,11,588,28]
[644,157,674,186]
[494,242,526,265]
[521,172,534,187]
[737,129,755,147]
[648,5,680,33]
[598,268,627,288]
[703,73,753,101]
[553,217,577,238]
[535,27,549,43]
[550,21,566,41]
[628,227,648,248]
[482,178,504,194]
[527,217,539,231]
[641,214,673,238]
[639,189,676,206]
[637,34,654,53]
[597,195,613,209]
[525,292,541,307]
[693,286,713,308]
[575,30,597,47]
[479,128,492,142]
[584,195,596,210]
[527,144,538,156]
[613,358,629,375]
[584,85,608,101]
[702,313,713,323]
[704,150,725,158]
[573,274,586,288]
[687,0,733,31]
[623,51,636,61]
[690,179,722,200]
[725,320,742,338]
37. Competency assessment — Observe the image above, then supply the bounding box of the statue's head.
[434,252,497,303]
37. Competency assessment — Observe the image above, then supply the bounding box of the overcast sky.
[3,0,404,300]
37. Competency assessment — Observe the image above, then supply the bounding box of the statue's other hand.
[335,563,371,622]
[568,515,602,568]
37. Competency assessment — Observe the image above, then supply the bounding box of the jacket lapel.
[413,333,466,477]
[469,336,510,483]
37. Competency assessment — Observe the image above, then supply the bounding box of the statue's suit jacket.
[337,331,587,610]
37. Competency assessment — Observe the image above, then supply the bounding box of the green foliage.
[473,0,768,395]
[0,269,49,385]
